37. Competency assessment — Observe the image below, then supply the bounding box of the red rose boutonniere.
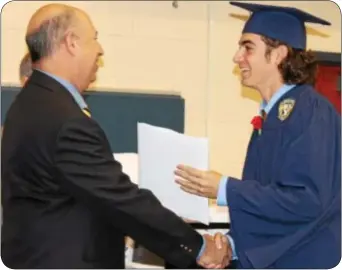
[251,115,263,135]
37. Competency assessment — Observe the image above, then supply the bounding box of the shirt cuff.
[217,176,229,206]
[226,234,238,260]
[196,236,206,260]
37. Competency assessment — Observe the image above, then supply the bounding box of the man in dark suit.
[1,3,231,269]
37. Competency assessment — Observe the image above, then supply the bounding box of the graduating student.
[175,2,341,269]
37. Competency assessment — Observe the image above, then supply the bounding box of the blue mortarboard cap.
[230,2,331,49]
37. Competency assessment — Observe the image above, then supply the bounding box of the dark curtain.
[315,65,341,114]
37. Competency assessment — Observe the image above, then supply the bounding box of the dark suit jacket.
[1,70,203,269]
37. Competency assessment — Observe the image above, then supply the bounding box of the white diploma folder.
[137,123,210,225]
[113,153,139,185]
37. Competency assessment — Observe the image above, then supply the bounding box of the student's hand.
[175,164,222,199]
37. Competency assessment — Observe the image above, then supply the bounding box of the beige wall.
[1,1,341,178]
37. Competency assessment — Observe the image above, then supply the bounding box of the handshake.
[197,232,233,269]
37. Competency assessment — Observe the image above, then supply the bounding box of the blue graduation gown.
[227,84,341,268]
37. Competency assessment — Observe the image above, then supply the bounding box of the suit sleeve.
[53,117,203,268]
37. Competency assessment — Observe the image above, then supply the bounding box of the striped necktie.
[82,107,91,118]
[261,109,267,121]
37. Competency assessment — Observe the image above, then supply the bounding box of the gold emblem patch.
[278,99,295,121]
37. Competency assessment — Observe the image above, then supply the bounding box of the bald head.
[27,4,71,34]
[26,4,91,33]
[25,4,88,63]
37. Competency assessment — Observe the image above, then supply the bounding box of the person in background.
[1,51,34,215]
[175,2,340,269]
[1,53,33,135]
[19,52,33,86]
[1,53,33,134]
[1,3,231,269]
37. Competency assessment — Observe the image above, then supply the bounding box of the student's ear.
[275,45,289,65]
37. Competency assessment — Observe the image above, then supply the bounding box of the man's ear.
[63,31,79,56]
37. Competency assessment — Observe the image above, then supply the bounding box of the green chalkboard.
[1,87,185,153]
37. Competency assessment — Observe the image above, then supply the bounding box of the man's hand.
[174,164,222,199]
[197,234,232,269]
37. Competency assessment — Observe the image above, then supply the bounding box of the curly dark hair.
[262,36,317,85]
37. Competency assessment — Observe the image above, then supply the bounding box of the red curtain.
[315,65,341,114]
